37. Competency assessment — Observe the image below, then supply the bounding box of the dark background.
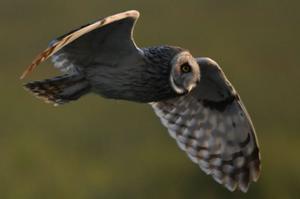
[1,0,299,198]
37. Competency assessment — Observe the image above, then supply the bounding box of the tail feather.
[24,74,91,105]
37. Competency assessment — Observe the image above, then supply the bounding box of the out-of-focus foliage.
[0,0,299,198]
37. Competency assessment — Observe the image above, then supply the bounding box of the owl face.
[170,51,200,94]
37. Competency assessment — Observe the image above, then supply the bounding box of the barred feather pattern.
[51,52,79,74]
[24,75,90,105]
[150,94,260,192]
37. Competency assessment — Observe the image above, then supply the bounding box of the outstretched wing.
[20,10,142,79]
[150,57,260,192]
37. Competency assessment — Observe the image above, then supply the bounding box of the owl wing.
[20,10,143,79]
[150,57,260,192]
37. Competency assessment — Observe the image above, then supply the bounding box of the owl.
[21,10,260,192]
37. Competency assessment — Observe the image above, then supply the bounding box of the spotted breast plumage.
[21,10,261,192]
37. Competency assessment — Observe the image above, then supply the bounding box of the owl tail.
[24,74,91,105]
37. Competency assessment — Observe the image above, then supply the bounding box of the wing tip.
[196,156,261,193]
[23,82,63,106]
[20,71,27,80]
[20,63,35,80]
[123,10,140,19]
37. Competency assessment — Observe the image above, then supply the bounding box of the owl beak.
[183,74,199,93]
[187,84,195,93]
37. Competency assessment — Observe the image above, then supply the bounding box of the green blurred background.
[1,0,299,198]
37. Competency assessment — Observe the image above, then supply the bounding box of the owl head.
[170,51,200,94]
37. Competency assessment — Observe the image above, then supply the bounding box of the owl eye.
[180,63,192,73]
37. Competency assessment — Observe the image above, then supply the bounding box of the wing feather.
[151,94,260,192]
[20,10,140,79]
[150,57,260,192]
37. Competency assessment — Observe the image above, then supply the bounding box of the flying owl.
[21,10,261,192]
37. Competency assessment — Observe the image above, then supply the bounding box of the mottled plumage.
[21,10,260,192]
[151,58,260,192]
